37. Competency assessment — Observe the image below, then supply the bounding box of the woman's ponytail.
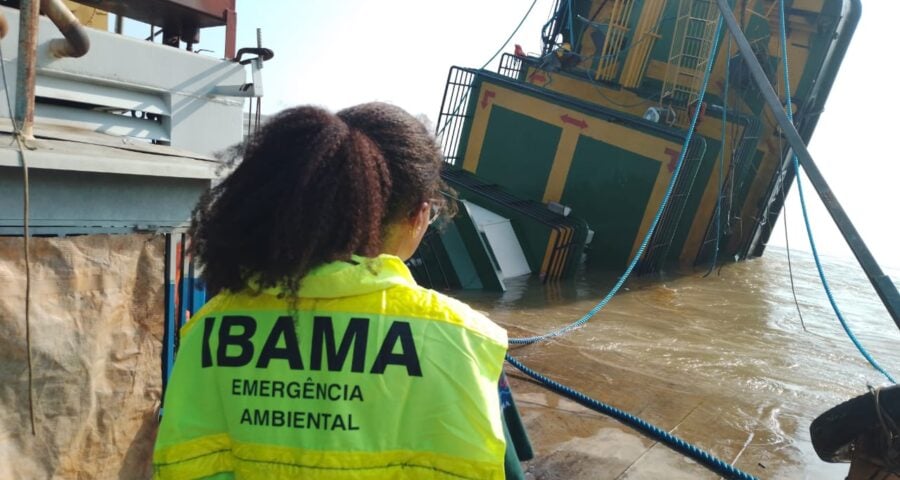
[190,102,444,296]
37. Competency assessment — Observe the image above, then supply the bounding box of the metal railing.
[498,53,524,80]
[695,112,761,265]
[435,67,476,167]
[636,137,707,274]
[660,0,720,126]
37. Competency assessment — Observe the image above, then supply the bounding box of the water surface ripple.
[455,248,900,479]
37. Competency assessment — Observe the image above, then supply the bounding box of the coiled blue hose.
[511,13,726,345]
[777,0,894,383]
[505,353,759,479]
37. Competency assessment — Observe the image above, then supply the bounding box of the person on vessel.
[152,103,509,479]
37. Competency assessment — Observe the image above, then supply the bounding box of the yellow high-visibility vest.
[153,255,508,480]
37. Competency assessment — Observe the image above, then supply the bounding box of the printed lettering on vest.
[200,315,422,377]
[239,408,360,431]
[218,316,256,367]
[256,316,303,369]
[310,316,368,373]
[201,317,215,367]
[370,321,422,377]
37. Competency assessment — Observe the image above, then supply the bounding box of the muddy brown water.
[453,248,900,479]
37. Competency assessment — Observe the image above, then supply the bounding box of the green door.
[561,135,660,269]
[475,106,561,202]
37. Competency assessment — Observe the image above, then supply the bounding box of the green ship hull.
[413,0,859,291]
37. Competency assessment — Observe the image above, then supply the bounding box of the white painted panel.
[465,201,531,279]
[467,201,508,227]
[481,221,531,279]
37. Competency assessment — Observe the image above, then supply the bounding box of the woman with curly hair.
[153,103,509,480]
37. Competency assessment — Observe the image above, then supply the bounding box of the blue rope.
[777,0,894,383]
[705,34,731,277]
[511,15,726,345]
[505,354,759,479]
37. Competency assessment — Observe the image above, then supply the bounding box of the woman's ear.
[410,201,430,234]
[380,201,431,260]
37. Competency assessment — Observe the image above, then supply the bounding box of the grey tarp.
[0,234,164,479]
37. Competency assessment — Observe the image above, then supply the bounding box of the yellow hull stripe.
[542,128,580,203]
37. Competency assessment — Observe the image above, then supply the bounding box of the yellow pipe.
[595,0,621,80]
[620,1,665,88]
[601,0,636,80]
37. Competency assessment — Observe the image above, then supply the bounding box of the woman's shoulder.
[181,281,507,347]
[392,283,507,346]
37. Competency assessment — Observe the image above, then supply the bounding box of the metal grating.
[406,230,456,290]
[435,67,476,167]
[695,114,761,266]
[498,53,524,80]
[636,138,707,274]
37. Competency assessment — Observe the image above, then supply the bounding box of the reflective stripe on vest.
[153,256,508,480]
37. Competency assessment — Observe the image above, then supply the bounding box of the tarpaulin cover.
[0,234,164,479]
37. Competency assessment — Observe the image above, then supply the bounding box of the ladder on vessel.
[660,0,720,126]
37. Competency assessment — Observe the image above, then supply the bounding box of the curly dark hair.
[189,102,452,295]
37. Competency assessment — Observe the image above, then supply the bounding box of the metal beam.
[714,0,900,329]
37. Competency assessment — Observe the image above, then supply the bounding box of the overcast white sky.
[174,0,898,270]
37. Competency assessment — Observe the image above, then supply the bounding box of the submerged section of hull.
[409,168,591,291]
[422,0,857,290]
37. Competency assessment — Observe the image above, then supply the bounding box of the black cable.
[0,38,37,435]
[246,97,253,138]
[588,0,611,24]
[778,126,807,331]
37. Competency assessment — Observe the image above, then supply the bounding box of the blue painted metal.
[189,259,208,319]
[184,255,195,324]
[178,234,191,329]
[162,234,178,391]
[162,234,207,403]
